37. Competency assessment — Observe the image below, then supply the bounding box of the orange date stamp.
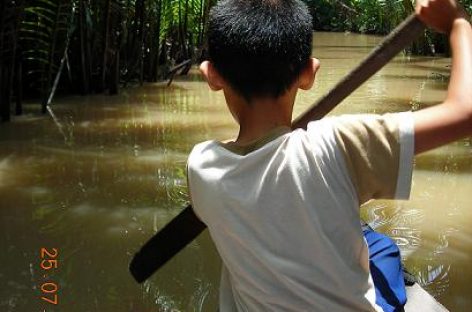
[39,248,59,305]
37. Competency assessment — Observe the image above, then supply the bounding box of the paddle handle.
[293,14,425,129]
[129,14,426,284]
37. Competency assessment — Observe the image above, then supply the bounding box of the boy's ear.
[298,58,320,90]
[199,61,225,91]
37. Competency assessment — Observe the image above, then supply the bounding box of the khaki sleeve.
[332,113,414,205]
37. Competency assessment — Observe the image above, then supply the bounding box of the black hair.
[207,0,313,102]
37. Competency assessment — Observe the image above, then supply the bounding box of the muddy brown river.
[1,32,471,311]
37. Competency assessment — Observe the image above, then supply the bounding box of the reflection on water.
[1,32,471,311]
[362,159,472,310]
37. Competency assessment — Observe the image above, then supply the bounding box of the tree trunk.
[137,0,145,85]
[0,68,11,122]
[1,1,8,122]
[201,0,212,46]
[109,50,120,95]
[15,55,22,116]
[14,1,23,116]
[0,0,16,122]
[177,0,182,61]
[79,0,91,94]
[183,0,189,59]
[101,0,112,92]
[147,0,162,82]
[198,0,204,47]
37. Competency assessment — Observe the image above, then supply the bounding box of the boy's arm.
[414,0,472,154]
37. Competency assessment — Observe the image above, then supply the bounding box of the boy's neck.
[226,88,297,146]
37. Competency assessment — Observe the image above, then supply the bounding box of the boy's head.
[205,0,314,102]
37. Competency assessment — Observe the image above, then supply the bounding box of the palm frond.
[19,0,74,111]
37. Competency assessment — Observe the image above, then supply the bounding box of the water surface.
[1,32,471,311]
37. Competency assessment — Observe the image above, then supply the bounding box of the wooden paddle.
[129,13,426,284]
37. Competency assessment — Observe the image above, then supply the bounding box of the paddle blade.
[129,205,206,283]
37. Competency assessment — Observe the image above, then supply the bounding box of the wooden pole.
[129,14,426,284]
[292,14,425,129]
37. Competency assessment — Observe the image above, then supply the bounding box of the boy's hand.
[413,0,472,154]
[415,0,469,33]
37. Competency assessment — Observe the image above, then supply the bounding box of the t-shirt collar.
[218,126,291,155]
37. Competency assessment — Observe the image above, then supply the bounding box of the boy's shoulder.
[188,140,219,164]
[188,112,414,161]
[307,112,414,146]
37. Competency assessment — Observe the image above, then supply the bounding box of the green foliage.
[1,0,213,121]
[3,0,472,122]
[305,0,472,55]
[69,0,213,89]
[307,0,410,34]
[308,0,472,34]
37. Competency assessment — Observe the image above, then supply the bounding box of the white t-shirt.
[187,113,415,311]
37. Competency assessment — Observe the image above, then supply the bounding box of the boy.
[187,0,472,311]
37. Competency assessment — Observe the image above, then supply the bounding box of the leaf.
[20,0,74,98]
[23,7,55,24]
[25,56,49,64]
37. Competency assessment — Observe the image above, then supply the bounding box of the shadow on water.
[389,56,445,64]
[380,74,448,82]
[407,63,452,74]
